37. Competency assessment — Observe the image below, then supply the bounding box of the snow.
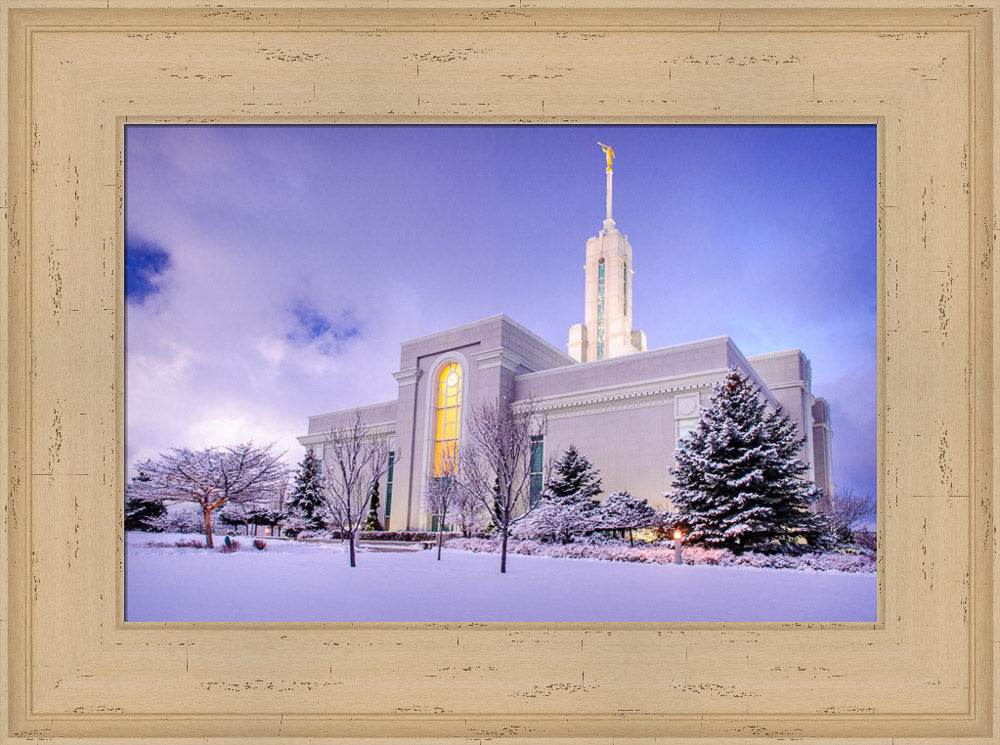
[126,532,876,622]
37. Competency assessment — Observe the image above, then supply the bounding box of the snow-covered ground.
[125,532,877,623]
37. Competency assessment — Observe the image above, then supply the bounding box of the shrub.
[219,537,241,553]
[854,530,877,552]
[173,538,204,549]
[148,510,205,534]
[445,537,875,573]
[253,538,267,551]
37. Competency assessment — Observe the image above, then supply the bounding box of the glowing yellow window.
[434,362,462,476]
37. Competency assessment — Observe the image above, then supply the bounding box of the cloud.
[285,301,360,355]
[124,230,416,473]
[125,236,172,305]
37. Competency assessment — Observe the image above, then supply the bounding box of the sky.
[125,124,877,497]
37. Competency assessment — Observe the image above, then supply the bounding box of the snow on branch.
[319,409,395,567]
[128,441,288,548]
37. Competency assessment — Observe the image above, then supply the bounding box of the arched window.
[433,362,462,476]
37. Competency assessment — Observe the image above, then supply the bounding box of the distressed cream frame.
[1,2,997,743]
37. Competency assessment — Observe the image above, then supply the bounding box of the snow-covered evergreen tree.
[515,445,603,542]
[283,448,327,537]
[124,493,166,532]
[668,367,831,554]
[544,444,602,501]
[125,470,166,532]
[365,481,384,531]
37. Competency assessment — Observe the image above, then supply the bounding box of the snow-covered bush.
[511,492,599,542]
[854,530,877,552]
[446,537,874,573]
[598,491,656,544]
[144,538,205,549]
[282,514,324,539]
[148,509,206,534]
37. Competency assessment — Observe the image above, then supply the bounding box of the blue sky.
[125,124,876,497]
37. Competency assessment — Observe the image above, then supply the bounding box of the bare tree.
[424,447,462,560]
[458,394,540,573]
[128,441,288,548]
[320,410,394,567]
[452,485,486,538]
[820,488,876,543]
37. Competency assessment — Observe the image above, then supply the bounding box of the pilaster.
[390,366,422,530]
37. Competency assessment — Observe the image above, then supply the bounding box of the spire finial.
[598,141,614,173]
[597,142,615,224]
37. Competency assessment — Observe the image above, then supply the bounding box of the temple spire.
[567,143,645,363]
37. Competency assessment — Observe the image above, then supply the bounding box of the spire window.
[597,258,606,359]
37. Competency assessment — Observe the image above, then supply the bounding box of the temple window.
[433,362,462,476]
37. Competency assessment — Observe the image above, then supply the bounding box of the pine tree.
[524,445,602,542]
[544,444,602,500]
[668,367,831,554]
[365,480,384,531]
[283,449,327,537]
[124,471,166,532]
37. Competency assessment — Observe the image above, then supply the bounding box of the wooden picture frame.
[1,2,996,742]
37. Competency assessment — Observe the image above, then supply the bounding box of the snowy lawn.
[125,532,876,623]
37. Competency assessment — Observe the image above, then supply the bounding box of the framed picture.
[2,2,995,742]
[122,122,878,624]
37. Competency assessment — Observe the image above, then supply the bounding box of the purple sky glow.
[125,124,877,498]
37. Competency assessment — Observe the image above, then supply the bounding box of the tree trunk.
[348,530,357,567]
[628,528,634,547]
[437,524,443,561]
[203,508,214,548]
[500,523,508,574]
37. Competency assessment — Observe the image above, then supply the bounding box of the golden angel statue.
[597,141,615,172]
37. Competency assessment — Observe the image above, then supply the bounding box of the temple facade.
[299,147,834,530]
